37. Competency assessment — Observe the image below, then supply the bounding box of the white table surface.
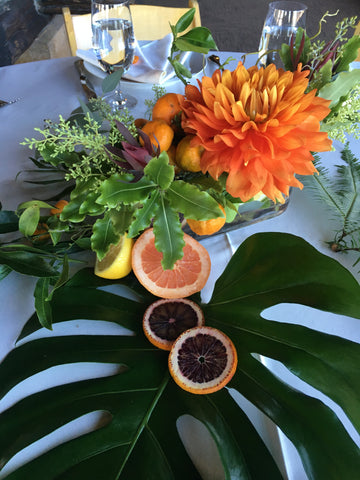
[0,53,359,480]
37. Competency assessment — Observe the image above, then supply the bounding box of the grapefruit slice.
[131,228,211,298]
[143,298,205,350]
[168,326,237,394]
[94,235,134,279]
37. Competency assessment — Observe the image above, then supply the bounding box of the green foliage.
[96,154,222,268]
[301,146,360,263]
[20,108,133,183]
[1,233,360,478]
[318,69,360,108]
[101,68,124,94]
[278,13,360,143]
[168,8,217,85]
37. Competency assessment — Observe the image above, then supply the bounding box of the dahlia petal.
[232,101,249,121]
[202,86,215,110]
[184,84,203,103]
[214,132,239,147]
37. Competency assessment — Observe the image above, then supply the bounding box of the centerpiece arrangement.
[1,8,360,480]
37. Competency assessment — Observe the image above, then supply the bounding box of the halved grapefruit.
[131,228,211,298]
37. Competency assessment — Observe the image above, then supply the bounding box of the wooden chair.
[63,1,201,56]
[355,21,360,62]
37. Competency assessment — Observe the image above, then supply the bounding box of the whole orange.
[186,204,226,236]
[50,199,68,216]
[32,223,50,243]
[141,119,174,153]
[175,135,204,172]
[152,93,183,126]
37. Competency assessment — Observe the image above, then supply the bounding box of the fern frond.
[336,145,360,231]
[300,155,346,225]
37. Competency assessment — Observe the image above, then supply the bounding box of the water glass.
[91,0,137,110]
[258,1,307,68]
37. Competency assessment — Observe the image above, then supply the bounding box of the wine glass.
[258,1,307,68]
[91,0,137,110]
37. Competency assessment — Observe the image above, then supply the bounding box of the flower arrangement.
[1,10,360,480]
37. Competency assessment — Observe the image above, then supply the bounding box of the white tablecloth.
[0,54,359,480]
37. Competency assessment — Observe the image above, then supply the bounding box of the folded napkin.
[77,34,190,84]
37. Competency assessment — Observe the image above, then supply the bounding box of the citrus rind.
[168,326,238,395]
[94,235,134,280]
[143,298,205,350]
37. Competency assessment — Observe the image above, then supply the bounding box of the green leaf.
[174,8,195,34]
[153,196,184,270]
[175,27,217,54]
[101,68,124,94]
[172,60,192,79]
[78,191,106,216]
[0,210,19,233]
[0,264,12,281]
[91,210,122,261]
[2,233,360,479]
[318,69,360,107]
[309,60,333,92]
[59,197,86,223]
[209,389,283,479]
[91,206,134,260]
[18,269,149,339]
[18,205,40,236]
[144,152,174,189]
[230,354,360,480]
[167,180,223,220]
[202,232,360,479]
[97,174,154,207]
[34,277,53,330]
[40,144,80,167]
[46,255,69,302]
[335,36,360,73]
[0,248,59,277]
[280,28,311,71]
[18,200,54,210]
[128,190,160,238]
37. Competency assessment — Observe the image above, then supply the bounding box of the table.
[0,54,359,480]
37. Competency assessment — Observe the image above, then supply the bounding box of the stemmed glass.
[91,0,137,110]
[258,1,307,68]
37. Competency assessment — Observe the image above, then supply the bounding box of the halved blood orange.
[131,228,211,298]
[143,298,205,350]
[168,326,237,394]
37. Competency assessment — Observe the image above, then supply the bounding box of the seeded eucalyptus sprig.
[168,7,217,84]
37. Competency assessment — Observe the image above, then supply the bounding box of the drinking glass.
[91,0,137,110]
[258,1,307,68]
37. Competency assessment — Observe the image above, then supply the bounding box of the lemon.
[94,235,134,279]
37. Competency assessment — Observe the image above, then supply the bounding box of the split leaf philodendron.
[0,232,360,479]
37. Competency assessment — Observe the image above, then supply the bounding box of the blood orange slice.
[168,326,237,394]
[131,228,211,298]
[143,298,205,350]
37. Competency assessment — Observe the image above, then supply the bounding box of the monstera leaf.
[0,232,360,479]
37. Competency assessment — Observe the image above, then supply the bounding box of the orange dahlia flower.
[180,62,332,203]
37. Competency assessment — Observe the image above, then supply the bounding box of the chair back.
[63,1,201,56]
[355,21,360,62]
